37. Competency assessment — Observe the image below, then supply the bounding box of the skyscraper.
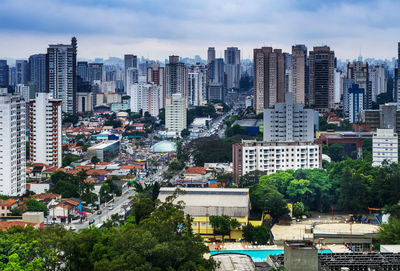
[291,45,307,104]
[128,82,160,117]
[309,46,335,111]
[0,60,9,87]
[29,54,46,92]
[88,63,103,84]
[224,47,240,89]
[166,93,187,134]
[347,84,364,123]
[147,63,165,108]
[347,61,371,109]
[77,61,89,82]
[207,47,215,64]
[16,60,30,85]
[253,47,285,114]
[188,63,207,106]
[165,56,188,101]
[47,37,77,113]
[29,92,62,168]
[124,54,137,92]
[0,88,26,196]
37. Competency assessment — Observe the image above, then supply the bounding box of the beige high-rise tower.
[291,45,307,104]
[253,47,285,114]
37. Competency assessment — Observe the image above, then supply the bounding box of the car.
[97,210,102,215]
[89,218,95,225]
[69,226,77,231]
[108,205,114,210]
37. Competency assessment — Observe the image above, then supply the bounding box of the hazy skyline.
[0,0,399,61]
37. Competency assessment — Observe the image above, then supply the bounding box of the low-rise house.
[0,199,18,217]
[176,167,211,187]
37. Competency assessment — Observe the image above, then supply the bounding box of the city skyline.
[0,0,399,61]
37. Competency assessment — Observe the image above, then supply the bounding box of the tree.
[293,202,305,218]
[24,199,48,216]
[132,194,155,224]
[328,144,346,162]
[239,170,266,188]
[209,215,241,239]
[259,170,295,194]
[91,156,101,165]
[181,128,190,138]
[286,179,312,204]
[378,218,400,244]
[242,224,270,245]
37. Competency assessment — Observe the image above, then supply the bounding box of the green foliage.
[225,124,246,137]
[63,113,79,124]
[0,196,216,271]
[91,156,101,164]
[239,170,266,188]
[328,144,346,162]
[24,199,48,216]
[180,128,190,138]
[216,172,233,186]
[293,202,305,218]
[250,183,289,221]
[378,218,400,244]
[242,224,270,245]
[99,179,121,203]
[187,105,217,125]
[209,215,241,238]
[104,119,122,128]
[63,153,80,167]
[189,137,234,166]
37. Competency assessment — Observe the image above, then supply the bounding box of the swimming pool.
[210,249,332,262]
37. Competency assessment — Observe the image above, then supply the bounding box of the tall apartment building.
[224,47,240,89]
[165,56,188,101]
[372,129,398,167]
[188,63,207,106]
[128,82,160,117]
[369,64,387,102]
[347,61,371,109]
[16,60,30,85]
[263,92,316,142]
[0,88,26,196]
[343,78,355,116]
[124,54,137,92]
[147,63,165,108]
[397,42,400,109]
[232,140,321,183]
[334,69,342,104]
[77,61,89,82]
[309,46,335,112]
[0,60,9,87]
[29,92,62,168]
[348,84,364,123]
[88,63,103,84]
[291,45,307,104]
[46,37,77,114]
[207,47,216,64]
[29,54,46,92]
[165,93,187,134]
[253,47,285,114]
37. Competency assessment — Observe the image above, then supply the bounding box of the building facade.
[188,63,207,106]
[0,88,26,196]
[347,61,371,109]
[224,47,240,89]
[233,140,321,183]
[29,92,62,168]
[309,46,335,112]
[129,82,160,117]
[348,84,364,123]
[165,56,188,101]
[263,92,316,142]
[147,63,165,108]
[291,45,307,104]
[29,54,47,92]
[165,93,187,134]
[372,129,398,167]
[46,37,77,114]
[124,54,137,92]
[0,60,8,87]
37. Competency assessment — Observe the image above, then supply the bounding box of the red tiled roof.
[62,199,79,206]
[57,203,73,210]
[0,199,17,207]
[0,221,36,231]
[184,167,207,175]
[120,165,142,170]
[68,168,84,175]
[97,162,111,166]
[43,166,59,173]
[32,193,60,200]
[86,169,109,176]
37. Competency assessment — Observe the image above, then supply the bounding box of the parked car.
[89,218,95,225]
[108,205,114,210]
[97,210,102,215]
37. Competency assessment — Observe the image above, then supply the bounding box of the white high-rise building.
[373,128,398,167]
[166,93,187,134]
[29,92,62,168]
[0,88,26,196]
[232,140,321,182]
[128,82,160,117]
[263,92,316,142]
[188,64,207,106]
[334,69,342,104]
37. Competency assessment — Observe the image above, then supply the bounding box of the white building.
[334,69,343,104]
[233,140,321,182]
[29,92,62,168]
[188,64,207,106]
[0,88,26,196]
[166,93,187,135]
[373,129,398,167]
[263,92,316,142]
[128,82,160,117]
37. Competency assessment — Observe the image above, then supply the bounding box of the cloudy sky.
[0,0,399,61]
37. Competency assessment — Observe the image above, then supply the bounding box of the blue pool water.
[210,249,332,262]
